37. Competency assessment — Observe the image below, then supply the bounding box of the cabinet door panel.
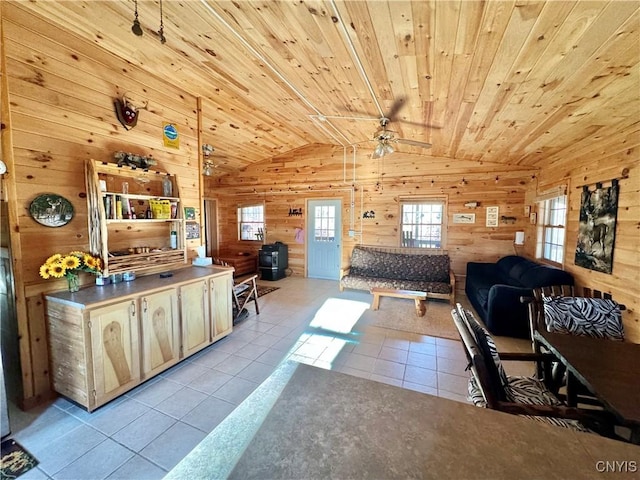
[180,280,211,357]
[89,300,140,409]
[210,275,233,341]
[141,289,180,377]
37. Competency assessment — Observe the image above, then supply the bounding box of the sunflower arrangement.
[39,251,102,285]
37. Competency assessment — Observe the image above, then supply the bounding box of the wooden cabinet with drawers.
[45,267,233,411]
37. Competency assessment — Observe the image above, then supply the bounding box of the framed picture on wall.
[29,193,74,227]
[185,221,200,239]
[486,206,499,227]
[184,207,196,220]
[453,213,476,224]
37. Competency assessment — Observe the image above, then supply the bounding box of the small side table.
[370,287,428,317]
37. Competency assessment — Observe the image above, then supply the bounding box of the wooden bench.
[370,287,428,317]
[217,255,258,277]
[340,245,455,305]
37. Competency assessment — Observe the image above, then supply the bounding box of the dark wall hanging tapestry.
[575,181,619,274]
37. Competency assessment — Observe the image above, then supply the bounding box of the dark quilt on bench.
[341,246,453,298]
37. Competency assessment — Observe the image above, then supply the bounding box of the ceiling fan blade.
[386,97,406,121]
[351,138,375,146]
[396,138,432,148]
[396,120,443,129]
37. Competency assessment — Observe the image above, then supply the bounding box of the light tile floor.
[8,277,530,480]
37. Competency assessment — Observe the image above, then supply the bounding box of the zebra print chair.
[542,295,624,340]
[451,304,617,437]
[523,286,626,399]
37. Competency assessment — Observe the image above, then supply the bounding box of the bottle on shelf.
[104,196,112,219]
[115,196,123,220]
[163,175,173,197]
[170,230,178,249]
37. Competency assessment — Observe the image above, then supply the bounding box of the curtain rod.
[575,168,629,190]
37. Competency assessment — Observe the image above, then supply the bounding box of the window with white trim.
[314,205,336,242]
[400,199,446,248]
[536,195,567,264]
[238,204,264,241]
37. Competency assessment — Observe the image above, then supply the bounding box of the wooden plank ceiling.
[12,0,640,174]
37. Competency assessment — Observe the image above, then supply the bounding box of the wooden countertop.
[167,362,640,480]
[44,265,233,309]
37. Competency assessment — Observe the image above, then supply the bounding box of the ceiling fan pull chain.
[158,0,166,44]
[131,0,143,36]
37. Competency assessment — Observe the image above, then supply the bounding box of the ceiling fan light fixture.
[372,143,384,159]
[202,143,214,157]
[202,161,215,176]
[201,144,215,176]
[372,140,394,159]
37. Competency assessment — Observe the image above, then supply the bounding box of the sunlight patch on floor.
[308,297,370,334]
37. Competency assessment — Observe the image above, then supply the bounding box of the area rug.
[256,285,279,298]
[362,297,459,340]
[1,439,38,480]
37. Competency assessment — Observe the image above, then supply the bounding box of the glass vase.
[66,272,80,293]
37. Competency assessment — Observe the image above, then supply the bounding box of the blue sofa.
[465,256,574,339]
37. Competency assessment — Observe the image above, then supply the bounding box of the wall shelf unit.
[85,159,187,276]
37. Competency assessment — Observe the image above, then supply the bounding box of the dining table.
[534,330,640,443]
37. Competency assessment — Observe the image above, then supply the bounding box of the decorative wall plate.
[29,194,74,227]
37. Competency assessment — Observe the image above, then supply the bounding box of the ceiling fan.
[370,117,433,159]
[351,98,435,158]
[201,144,228,176]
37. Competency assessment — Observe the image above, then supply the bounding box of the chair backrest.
[452,304,508,409]
[542,296,625,341]
[527,286,625,341]
[212,256,230,267]
[526,285,575,338]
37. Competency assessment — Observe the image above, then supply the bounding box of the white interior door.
[307,199,342,280]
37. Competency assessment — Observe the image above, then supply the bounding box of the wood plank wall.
[1,6,202,407]
[521,147,639,343]
[209,144,538,281]
[2,3,638,409]
[210,143,639,343]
